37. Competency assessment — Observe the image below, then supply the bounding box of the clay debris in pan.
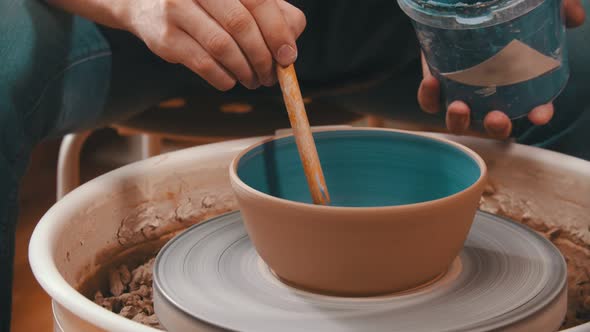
[91,183,590,330]
[93,258,164,330]
[93,226,590,331]
[481,183,590,329]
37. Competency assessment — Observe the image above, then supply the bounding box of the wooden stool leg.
[140,134,162,159]
[367,116,385,128]
[57,131,92,200]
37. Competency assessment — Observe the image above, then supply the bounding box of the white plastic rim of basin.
[29,131,590,332]
[29,137,262,332]
[437,133,590,178]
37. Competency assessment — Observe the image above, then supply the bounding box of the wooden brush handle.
[276,64,331,205]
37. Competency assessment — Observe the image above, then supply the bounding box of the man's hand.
[125,0,306,91]
[417,0,585,139]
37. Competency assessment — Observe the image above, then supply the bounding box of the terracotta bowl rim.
[229,127,487,212]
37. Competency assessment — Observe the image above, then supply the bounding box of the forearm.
[45,0,131,31]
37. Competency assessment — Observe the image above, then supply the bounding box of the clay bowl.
[229,128,487,296]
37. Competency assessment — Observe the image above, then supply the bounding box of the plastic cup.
[398,0,569,121]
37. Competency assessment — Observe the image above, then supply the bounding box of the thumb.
[564,0,586,28]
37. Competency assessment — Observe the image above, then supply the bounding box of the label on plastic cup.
[442,40,561,87]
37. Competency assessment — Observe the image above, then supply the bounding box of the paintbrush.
[276,64,331,205]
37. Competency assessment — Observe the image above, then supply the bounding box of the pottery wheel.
[153,211,566,332]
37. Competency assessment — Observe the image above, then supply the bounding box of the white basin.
[29,133,590,332]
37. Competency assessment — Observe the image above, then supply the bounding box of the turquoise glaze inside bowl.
[237,130,481,207]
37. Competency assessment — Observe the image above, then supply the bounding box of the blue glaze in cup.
[237,130,481,207]
[398,0,569,121]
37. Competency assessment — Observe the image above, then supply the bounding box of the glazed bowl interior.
[236,130,483,207]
